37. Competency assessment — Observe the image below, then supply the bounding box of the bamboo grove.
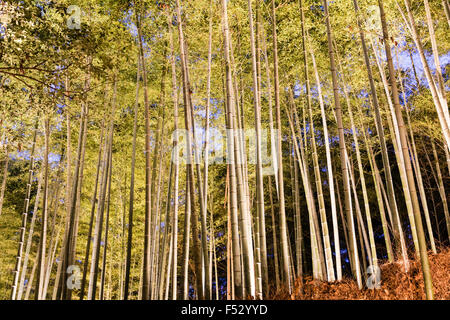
[0,0,448,301]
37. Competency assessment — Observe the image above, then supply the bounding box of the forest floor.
[270,248,450,300]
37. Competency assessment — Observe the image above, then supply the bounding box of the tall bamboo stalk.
[322,0,362,288]
[11,120,38,299]
[271,0,291,291]
[35,116,50,300]
[221,0,244,298]
[378,0,434,299]
[248,0,268,297]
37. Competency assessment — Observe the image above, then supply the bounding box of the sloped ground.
[271,248,450,300]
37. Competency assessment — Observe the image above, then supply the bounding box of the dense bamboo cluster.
[0,0,448,301]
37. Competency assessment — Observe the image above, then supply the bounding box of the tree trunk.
[35,116,50,300]
[17,170,43,300]
[221,0,244,298]
[378,0,434,299]
[247,0,268,297]
[271,0,291,291]
[11,120,38,299]
[169,15,180,300]
[175,0,204,300]
[135,8,153,300]
[322,0,362,288]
